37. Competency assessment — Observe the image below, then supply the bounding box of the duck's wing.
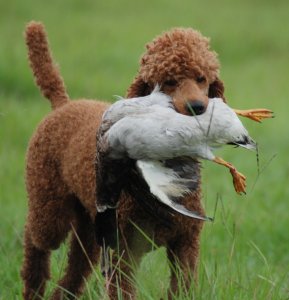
[102,88,173,130]
[136,159,213,221]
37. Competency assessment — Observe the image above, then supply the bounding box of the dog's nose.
[186,100,206,115]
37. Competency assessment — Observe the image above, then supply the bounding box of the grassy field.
[1,0,289,299]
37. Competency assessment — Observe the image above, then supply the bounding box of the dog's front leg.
[166,224,203,299]
[107,249,137,300]
[106,221,153,300]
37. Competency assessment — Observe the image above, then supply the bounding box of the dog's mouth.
[171,98,208,116]
[185,100,207,116]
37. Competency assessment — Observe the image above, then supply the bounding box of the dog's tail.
[25,21,69,110]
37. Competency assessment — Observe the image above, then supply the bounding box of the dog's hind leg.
[21,198,76,300]
[21,195,77,299]
[21,227,51,300]
[50,202,100,300]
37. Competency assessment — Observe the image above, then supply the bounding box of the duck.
[96,88,257,220]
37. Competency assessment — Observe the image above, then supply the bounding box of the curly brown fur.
[21,23,224,300]
[25,22,69,110]
[127,28,225,114]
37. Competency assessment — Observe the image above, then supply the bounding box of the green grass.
[1,0,289,299]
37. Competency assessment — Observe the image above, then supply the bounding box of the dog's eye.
[196,76,206,83]
[164,80,178,87]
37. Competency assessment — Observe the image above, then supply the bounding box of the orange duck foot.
[234,108,274,123]
[229,167,246,194]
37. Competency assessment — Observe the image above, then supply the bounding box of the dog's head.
[127,28,225,115]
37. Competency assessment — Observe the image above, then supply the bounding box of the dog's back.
[25,21,109,215]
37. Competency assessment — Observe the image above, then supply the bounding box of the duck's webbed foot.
[213,157,246,194]
[229,166,246,194]
[234,108,274,123]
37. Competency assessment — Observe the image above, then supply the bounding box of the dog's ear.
[126,75,152,98]
[208,78,226,102]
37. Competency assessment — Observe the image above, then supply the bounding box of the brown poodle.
[21,22,271,300]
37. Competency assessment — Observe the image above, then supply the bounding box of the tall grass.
[1,0,289,299]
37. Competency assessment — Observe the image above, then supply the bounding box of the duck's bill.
[227,136,257,151]
[235,141,257,151]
